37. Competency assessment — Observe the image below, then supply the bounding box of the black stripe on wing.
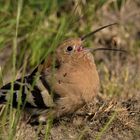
[0,77,35,108]
[40,76,60,102]
[0,78,22,106]
[1,78,22,90]
[31,64,61,103]
[0,76,48,109]
[31,86,48,108]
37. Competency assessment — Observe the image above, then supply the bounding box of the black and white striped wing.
[0,75,55,109]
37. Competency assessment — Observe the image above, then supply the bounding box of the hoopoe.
[0,23,125,123]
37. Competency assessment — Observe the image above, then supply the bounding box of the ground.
[13,95,140,140]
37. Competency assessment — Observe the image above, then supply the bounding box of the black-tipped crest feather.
[81,23,118,40]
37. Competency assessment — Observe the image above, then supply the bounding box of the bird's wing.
[0,75,49,108]
[0,73,55,110]
[0,55,61,110]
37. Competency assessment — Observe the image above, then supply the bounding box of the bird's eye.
[66,46,73,52]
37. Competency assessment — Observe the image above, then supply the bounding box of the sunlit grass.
[95,112,117,140]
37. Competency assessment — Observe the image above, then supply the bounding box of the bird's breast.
[52,57,99,103]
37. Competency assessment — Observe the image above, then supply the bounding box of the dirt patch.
[12,95,140,140]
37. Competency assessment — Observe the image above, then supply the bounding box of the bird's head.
[38,23,126,74]
[55,23,126,64]
[56,38,86,63]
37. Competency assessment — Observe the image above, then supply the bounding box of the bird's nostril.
[77,46,83,52]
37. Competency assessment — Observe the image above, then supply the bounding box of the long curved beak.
[80,23,127,53]
[81,23,118,41]
[88,47,127,53]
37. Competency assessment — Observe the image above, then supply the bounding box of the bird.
[0,23,125,123]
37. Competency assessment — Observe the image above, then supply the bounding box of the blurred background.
[0,0,140,139]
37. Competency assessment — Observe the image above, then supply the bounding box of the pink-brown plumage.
[38,38,99,121]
